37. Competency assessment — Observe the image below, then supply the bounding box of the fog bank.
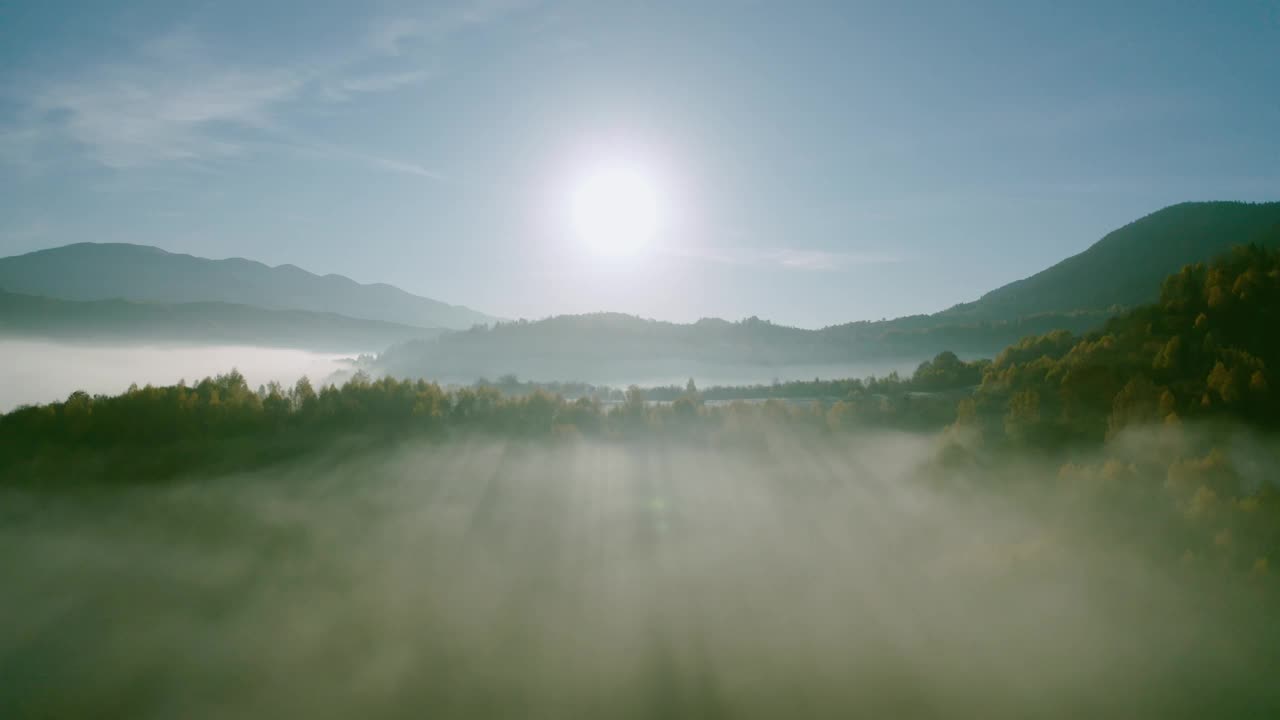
[2,431,1276,718]
[0,339,349,411]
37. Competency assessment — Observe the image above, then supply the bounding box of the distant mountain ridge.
[0,243,495,330]
[3,201,1277,370]
[376,201,1280,383]
[376,310,1106,383]
[939,201,1280,320]
[0,290,441,353]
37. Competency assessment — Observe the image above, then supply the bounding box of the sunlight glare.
[569,164,662,256]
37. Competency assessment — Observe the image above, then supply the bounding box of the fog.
[3,429,1276,718]
[0,339,350,411]
[524,360,923,391]
[0,339,930,413]
[378,355,926,391]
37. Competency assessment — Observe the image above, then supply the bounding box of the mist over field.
[4,0,1279,715]
[3,428,1277,718]
[5,230,1280,718]
[0,340,351,412]
[0,338,927,413]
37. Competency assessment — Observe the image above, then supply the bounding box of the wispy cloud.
[290,140,451,183]
[367,0,540,55]
[367,17,429,56]
[31,58,303,168]
[2,1,537,174]
[668,246,903,271]
[337,70,434,95]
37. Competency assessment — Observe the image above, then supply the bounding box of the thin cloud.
[367,0,541,55]
[12,26,305,170]
[298,141,451,183]
[367,17,428,56]
[668,245,903,271]
[321,69,435,102]
[2,2,538,174]
[339,70,434,95]
[31,61,303,169]
[250,132,449,184]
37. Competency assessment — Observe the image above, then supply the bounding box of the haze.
[3,2,1278,326]
[0,339,350,412]
[5,429,1277,717]
[2,1,1280,717]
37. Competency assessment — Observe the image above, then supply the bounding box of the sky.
[1,0,1278,328]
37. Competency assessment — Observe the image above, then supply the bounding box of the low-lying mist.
[3,427,1277,718]
[0,339,351,411]
[424,361,923,392]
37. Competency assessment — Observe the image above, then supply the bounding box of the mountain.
[376,201,1280,384]
[940,201,1280,321]
[0,243,495,330]
[0,290,441,353]
[376,311,1105,384]
[971,242,1280,445]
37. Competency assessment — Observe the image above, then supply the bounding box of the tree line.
[2,243,1277,481]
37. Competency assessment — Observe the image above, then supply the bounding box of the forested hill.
[377,202,1279,382]
[968,242,1280,445]
[0,290,441,353]
[0,243,495,330]
[940,201,1280,321]
[5,244,1278,615]
[5,244,1280,480]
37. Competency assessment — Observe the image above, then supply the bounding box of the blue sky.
[1,0,1277,327]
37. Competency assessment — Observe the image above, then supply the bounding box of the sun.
[569,164,662,256]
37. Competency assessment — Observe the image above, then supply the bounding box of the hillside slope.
[0,290,440,353]
[0,243,494,330]
[941,201,1280,321]
[972,242,1280,445]
[375,203,1280,384]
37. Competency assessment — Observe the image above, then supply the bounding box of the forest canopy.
[5,244,1278,479]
